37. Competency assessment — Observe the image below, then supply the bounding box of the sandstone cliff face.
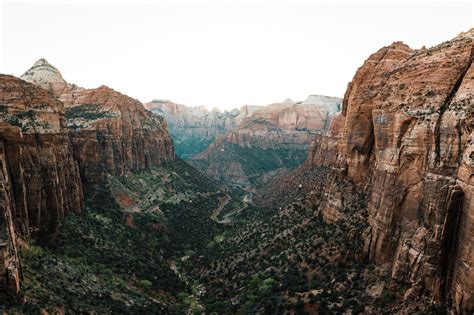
[308,30,473,311]
[0,75,84,238]
[61,87,175,184]
[0,75,85,299]
[0,60,177,300]
[21,59,176,185]
[145,100,238,159]
[145,96,341,159]
[190,98,341,186]
[0,138,22,301]
[20,59,68,96]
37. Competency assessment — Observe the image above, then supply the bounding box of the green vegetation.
[1,160,433,313]
[0,106,51,131]
[65,103,117,126]
[191,143,308,187]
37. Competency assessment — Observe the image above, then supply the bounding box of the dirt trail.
[210,189,253,224]
[210,194,230,222]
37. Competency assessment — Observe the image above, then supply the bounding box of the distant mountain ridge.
[145,95,341,160]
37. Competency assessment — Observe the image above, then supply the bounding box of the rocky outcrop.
[190,98,341,186]
[0,75,85,300]
[145,100,238,159]
[21,59,176,185]
[308,29,473,312]
[61,87,175,184]
[0,60,177,300]
[20,59,68,96]
[145,96,341,159]
[0,75,84,239]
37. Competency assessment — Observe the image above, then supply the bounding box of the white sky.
[1,0,472,110]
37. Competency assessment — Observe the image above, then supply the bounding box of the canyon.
[0,29,472,314]
[147,96,341,186]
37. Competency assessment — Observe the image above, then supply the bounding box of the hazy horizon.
[1,0,472,110]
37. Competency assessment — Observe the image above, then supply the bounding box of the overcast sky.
[1,0,472,110]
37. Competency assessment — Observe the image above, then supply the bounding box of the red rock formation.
[0,74,85,299]
[60,86,175,184]
[145,96,341,159]
[0,75,84,238]
[0,139,22,301]
[308,30,473,311]
[21,59,176,184]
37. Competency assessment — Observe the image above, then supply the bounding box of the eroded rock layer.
[145,96,341,160]
[61,86,175,184]
[189,98,341,186]
[0,75,85,299]
[0,75,84,239]
[21,59,176,184]
[0,60,177,300]
[308,30,473,311]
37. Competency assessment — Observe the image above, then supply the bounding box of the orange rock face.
[21,59,176,184]
[308,30,473,311]
[60,86,175,184]
[0,75,85,299]
[0,75,84,238]
[0,60,177,299]
[146,97,341,159]
[188,98,341,186]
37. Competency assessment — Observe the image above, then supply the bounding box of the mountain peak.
[32,58,53,67]
[21,58,67,95]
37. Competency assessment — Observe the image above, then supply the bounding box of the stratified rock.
[145,96,342,160]
[0,75,84,238]
[308,29,473,312]
[0,74,84,300]
[21,61,176,185]
[190,98,341,186]
[145,100,238,159]
[59,86,176,184]
[20,59,68,96]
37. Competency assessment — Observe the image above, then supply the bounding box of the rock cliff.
[190,97,341,186]
[0,60,177,300]
[20,58,68,96]
[21,59,176,184]
[0,75,85,299]
[145,96,341,160]
[61,87,175,184]
[308,29,473,312]
[0,75,84,239]
[145,100,238,159]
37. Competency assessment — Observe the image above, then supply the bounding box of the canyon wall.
[0,75,84,239]
[308,30,473,312]
[145,96,341,160]
[61,86,175,184]
[0,60,177,300]
[188,97,341,186]
[0,75,84,299]
[21,60,176,185]
[145,100,238,159]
